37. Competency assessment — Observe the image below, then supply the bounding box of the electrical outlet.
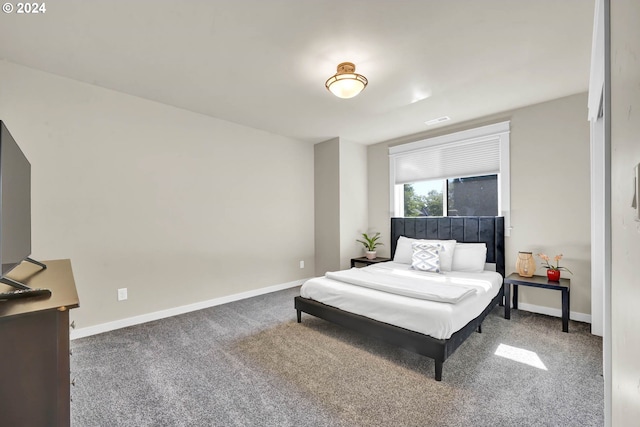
[299,260,304,269]
[117,288,128,301]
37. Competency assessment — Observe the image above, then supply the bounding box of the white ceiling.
[0,0,594,145]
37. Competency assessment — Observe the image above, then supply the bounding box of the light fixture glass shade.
[325,62,368,99]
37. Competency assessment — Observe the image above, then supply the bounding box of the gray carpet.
[71,287,603,426]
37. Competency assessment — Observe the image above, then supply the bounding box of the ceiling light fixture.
[325,62,368,99]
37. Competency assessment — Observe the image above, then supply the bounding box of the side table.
[350,257,391,268]
[503,273,570,332]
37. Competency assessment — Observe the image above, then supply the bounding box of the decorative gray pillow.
[411,242,442,272]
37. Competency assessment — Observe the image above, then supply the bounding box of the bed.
[294,216,505,381]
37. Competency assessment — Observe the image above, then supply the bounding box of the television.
[0,120,45,291]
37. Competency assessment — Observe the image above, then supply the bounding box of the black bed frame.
[294,216,505,381]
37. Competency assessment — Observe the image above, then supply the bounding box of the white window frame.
[389,121,511,236]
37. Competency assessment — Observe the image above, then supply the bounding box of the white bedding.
[325,264,477,303]
[300,262,503,340]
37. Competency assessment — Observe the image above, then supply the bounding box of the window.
[404,175,498,217]
[389,121,510,234]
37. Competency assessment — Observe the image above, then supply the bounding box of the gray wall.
[0,60,315,329]
[338,140,368,270]
[314,138,340,276]
[314,137,368,275]
[367,93,592,318]
[610,0,640,423]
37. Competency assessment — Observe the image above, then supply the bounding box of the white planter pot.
[365,251,377,260]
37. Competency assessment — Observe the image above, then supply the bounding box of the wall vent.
[425,116,451,125]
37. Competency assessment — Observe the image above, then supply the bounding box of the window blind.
[392,137,500,184]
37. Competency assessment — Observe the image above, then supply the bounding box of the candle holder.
[516,252,536,277]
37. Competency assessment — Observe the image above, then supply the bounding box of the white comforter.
[325,264,476,303]
[300,262,503,339]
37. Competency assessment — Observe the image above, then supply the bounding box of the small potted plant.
[537,253,573,281]
[357,232,383,260]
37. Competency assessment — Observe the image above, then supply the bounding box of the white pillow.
[451,243,487,273]
[411,242,442,272]
[394,236,457,271]
[393,236,415,264]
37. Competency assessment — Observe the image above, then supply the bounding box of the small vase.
[547,269,561,281]
[365,251,377,260]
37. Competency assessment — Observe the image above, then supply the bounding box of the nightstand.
[503,273,570,332]
[350,257,391,268]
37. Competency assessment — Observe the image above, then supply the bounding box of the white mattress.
[299,262,503,340]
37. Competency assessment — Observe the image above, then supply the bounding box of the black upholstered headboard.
[390,216,505,278]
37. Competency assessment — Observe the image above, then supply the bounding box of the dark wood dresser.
[0,259,79,427]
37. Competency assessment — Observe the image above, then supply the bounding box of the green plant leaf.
[356,232,383,250]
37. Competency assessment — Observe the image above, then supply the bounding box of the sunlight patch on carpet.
[494,344,547,371]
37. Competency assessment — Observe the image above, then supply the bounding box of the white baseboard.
[516,302,592,324]
[70,279,308,340]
